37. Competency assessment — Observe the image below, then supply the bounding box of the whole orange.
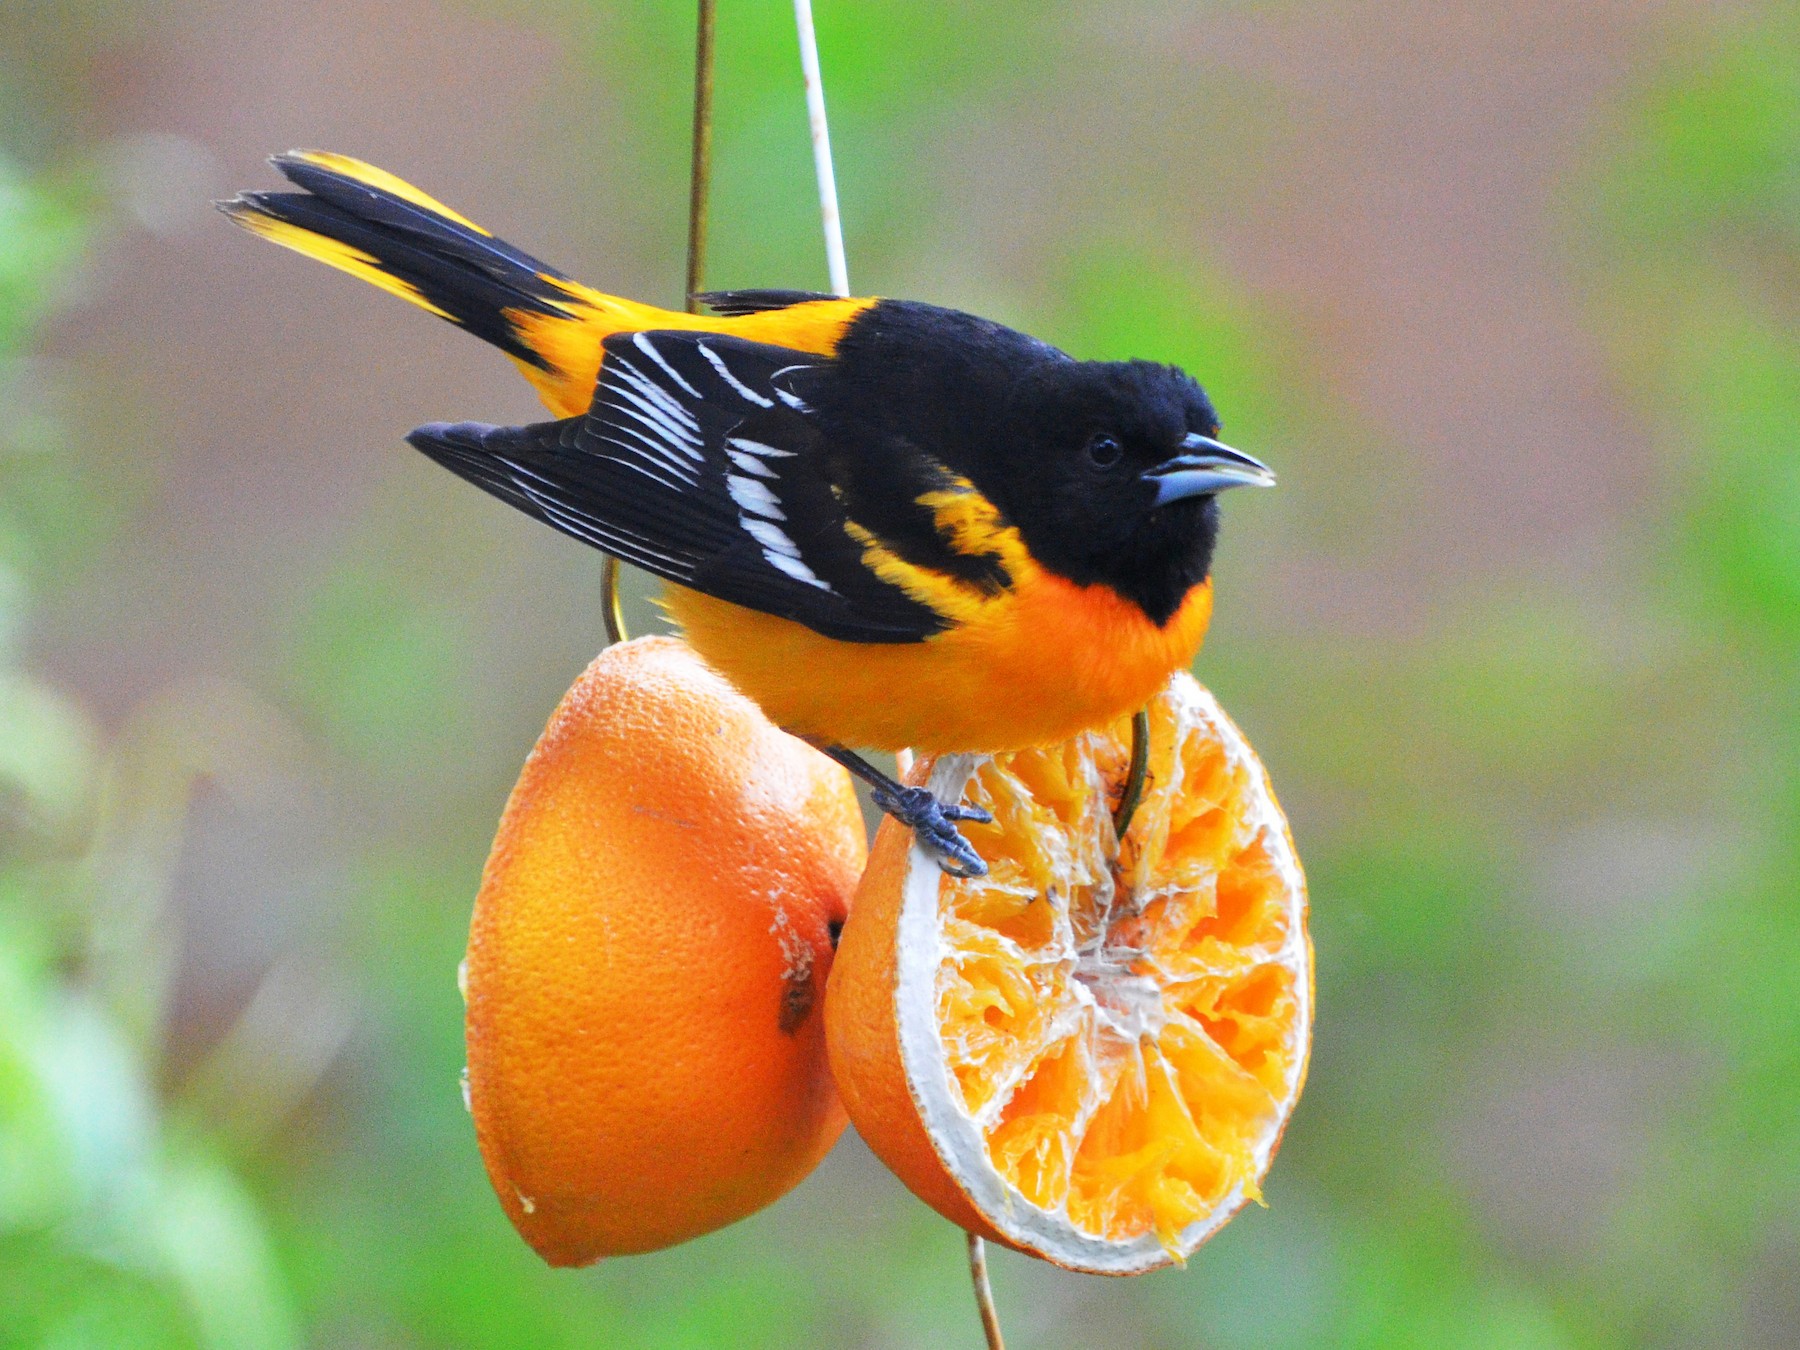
[463,636,866,1265]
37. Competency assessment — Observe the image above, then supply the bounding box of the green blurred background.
[3,0,1798,1345]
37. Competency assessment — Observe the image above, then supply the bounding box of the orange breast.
[662,570,1213,753]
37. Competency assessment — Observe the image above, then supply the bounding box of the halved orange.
[463,637,865,1265]
[826,672,1310,1274]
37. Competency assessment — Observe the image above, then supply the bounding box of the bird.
[221,151,1275,876]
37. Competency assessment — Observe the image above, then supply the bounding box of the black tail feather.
[269,152,563,294]
[696,288,837,316]
[220,151,583,373]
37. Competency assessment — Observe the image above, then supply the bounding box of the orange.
[462,636,866,1265]
[826,671,1310,1274]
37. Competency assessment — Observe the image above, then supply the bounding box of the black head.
[819,302,1273,624]
[986,358,1273,625]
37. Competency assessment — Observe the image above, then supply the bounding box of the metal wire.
[600,555,627,646]
[685,0,717,313]
[604,0,717,643]
[793,0,849,295]
[1113,707,1151,840]
[967,1233,1006,1350]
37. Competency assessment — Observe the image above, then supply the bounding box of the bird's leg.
[808,742,993,879]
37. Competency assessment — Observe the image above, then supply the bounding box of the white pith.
[892,676,1311,1275]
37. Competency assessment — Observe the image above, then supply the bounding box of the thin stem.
[1112,706,1151,839]
[967,1233,1006,1350]
[793,0,849,295]
[684,0,716,313]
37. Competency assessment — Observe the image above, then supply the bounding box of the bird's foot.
[869,782,993,879]
[805,741,994,878]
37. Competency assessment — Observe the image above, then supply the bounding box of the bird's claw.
[871,784,991,878]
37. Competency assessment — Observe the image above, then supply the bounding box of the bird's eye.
[1087,433,1123,469]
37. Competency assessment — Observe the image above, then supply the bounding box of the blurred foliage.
[0,160,299,1348]
[0,169,89,609]
[1588,14,1800,1324]
[2,2,1799,1347]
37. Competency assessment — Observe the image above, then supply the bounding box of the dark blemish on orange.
[779,974,815,1034]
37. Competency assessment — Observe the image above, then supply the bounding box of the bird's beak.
[1145,435,1277,506]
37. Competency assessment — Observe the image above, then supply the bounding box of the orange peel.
[827,672,1310,1273]
[463,636,865,1264]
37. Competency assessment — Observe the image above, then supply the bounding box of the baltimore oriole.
[222,151,1274,874]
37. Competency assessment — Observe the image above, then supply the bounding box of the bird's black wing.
[695,289,838,316]
[408,329,946,643]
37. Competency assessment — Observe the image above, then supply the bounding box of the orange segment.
[826,672,1310,1274]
